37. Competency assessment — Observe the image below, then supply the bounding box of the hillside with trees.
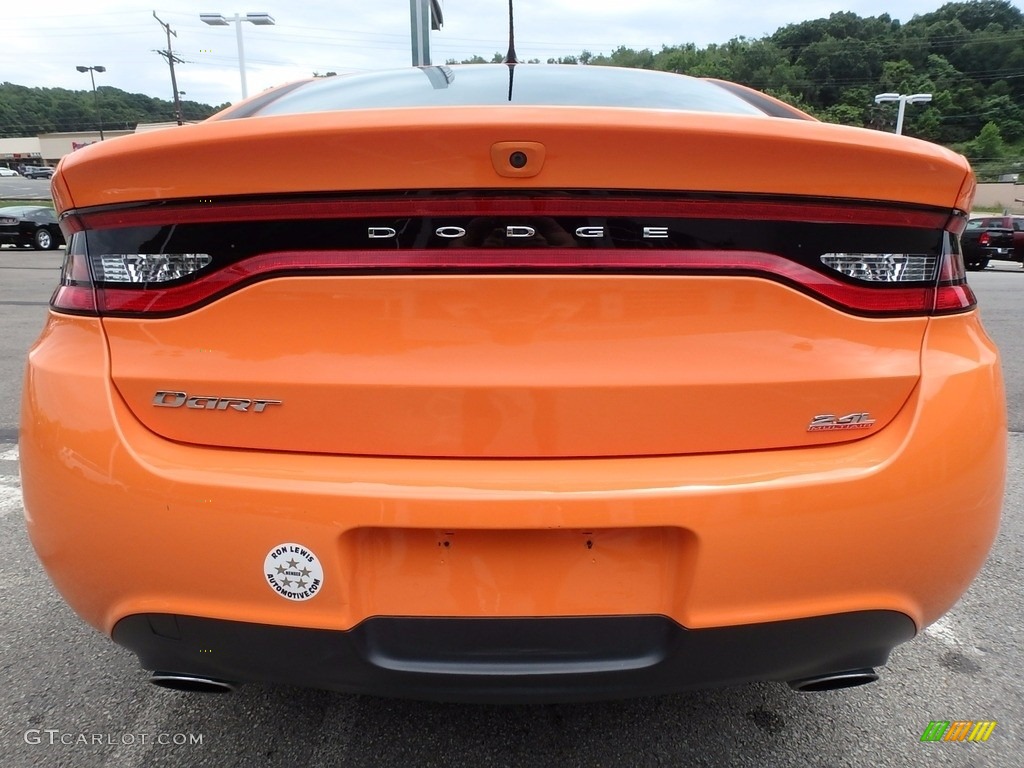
[0,84,225,138]
[456,1,1024,180]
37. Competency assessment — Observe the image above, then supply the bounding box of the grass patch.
[0,200,54,208]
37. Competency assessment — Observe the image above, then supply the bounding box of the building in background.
[0,125,191,171]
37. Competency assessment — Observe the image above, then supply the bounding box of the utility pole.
[153,12,185,125]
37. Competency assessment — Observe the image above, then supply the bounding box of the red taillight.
[50,233,98,314]
[91,248,941,316]
[934,245,976,313]
[53,194,976,318]
[979,232,991,246]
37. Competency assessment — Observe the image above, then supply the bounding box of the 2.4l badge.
[807,412,877,432]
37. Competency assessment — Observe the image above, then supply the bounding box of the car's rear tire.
[34,229,54,250]
[966,259,988,271]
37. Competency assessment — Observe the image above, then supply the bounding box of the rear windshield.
[221,65,770,119]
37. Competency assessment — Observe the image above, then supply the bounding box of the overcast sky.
[2,1,1001,109]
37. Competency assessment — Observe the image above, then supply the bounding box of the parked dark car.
[968,215,1024,265]
[21,166,54,180]
[0,205,65,250]
[961,218,1014,270]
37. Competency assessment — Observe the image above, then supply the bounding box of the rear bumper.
[21,310,1005,698]
[113,611,915,703]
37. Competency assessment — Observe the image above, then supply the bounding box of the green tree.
[911,0,1023,32]
[964,121,1006,160]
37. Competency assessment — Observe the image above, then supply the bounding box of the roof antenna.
[505,0,517,101]
[505,0,518,64]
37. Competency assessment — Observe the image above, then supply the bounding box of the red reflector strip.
[934,284,976,313]
[51,284,98,313]
[69,197,951,231]
[945,213,968,237]
[94,249,936,316]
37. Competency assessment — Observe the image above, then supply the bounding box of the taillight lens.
[91,253,212,283]
[818,235,974,314]
[50,233,97,314]
[51,194,976,318]
[933,238,976,313]
[819,253,938,283]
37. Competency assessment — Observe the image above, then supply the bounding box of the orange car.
[21,65,1005,702]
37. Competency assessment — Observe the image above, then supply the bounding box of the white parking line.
[923,615,960,647]
[0,476,22,518]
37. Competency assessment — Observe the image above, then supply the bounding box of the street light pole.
[76,65,106,140]
[234,14,248,98]
[200,12,276,100]
[874,92,933,135]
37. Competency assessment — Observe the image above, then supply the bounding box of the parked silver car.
[21,166,54,180]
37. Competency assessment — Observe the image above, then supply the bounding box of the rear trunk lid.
[55,107,970,458]
[100,271,928,457]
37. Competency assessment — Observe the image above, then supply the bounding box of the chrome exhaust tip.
[149,672,236,694]
[788,668,878,692]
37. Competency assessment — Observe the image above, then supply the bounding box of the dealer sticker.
[264,543,324,601]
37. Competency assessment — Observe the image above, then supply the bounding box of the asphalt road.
[0,249,1021,768]
[0,175,54,201]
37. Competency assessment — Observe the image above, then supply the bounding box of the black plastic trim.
[112,611,916,703]
[63,188,956,221]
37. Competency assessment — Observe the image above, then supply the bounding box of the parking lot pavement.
[0,253,1020,768]
[0,176,55,201]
